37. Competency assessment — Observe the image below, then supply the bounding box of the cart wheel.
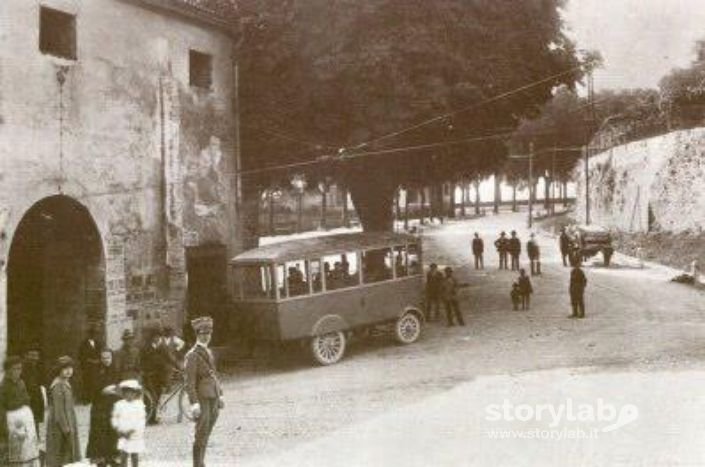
[395,312,422,344]
[311,331,346,365]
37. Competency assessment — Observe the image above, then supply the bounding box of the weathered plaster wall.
[0,0,237,352]
[574,128,705,233]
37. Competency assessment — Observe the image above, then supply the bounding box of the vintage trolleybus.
[229,232,425,365]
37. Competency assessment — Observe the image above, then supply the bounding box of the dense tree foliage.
[235,0,585,230]
[659,42,705,128]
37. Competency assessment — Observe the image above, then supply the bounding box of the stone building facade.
[0,0,241,359]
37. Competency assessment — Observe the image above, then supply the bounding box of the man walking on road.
[560,227,571,267]
[442,267,465,326]
[472,232,484,269]
[185,316,224,467]
[569,263,588,318]
[509,230,521,271]
[494,232,509,270]
[527,233,541,276]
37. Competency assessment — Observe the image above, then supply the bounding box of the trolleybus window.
[393,245,408,278]
[239,265,275,300]
[323,252,359,290]
[310,259,323,293]
[408,243,422,275]
[362,248,393,284]
[285,260,309,297]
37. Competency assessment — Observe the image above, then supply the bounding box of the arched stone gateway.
[7,195,106,361]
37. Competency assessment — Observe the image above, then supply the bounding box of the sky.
[563,0,705,91]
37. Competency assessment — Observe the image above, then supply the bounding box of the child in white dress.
[111,380,146,467]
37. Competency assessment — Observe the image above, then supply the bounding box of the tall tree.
[236,0,584,231]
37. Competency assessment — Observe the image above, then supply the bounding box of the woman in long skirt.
[0,355,41,466]
[45,356,80,467]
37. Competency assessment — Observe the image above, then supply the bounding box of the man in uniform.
[569,263,588,318]
[494,232,509,270]
[425,263,442,321]
[185,316,224,467]
[471,232,484,270]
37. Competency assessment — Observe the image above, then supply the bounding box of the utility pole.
[528,142,534,228]
[585,66,596,225]
[551,146,556,215]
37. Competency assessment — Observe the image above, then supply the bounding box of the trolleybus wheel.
[311,331,346,365]
[395,312,422,344]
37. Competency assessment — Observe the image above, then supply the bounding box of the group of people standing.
[0,316,224,467]
[428,227,589,320]
[425,264,465,326]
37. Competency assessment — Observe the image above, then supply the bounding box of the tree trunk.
[241,182,261,249]
[395,188,402,226]
[512,183,517,212]
[268,190,275,235]
[348,183,395,231]
[544,176,551,211]
[493,172,501,214]
[403,188,410,231]
[420,188,427,225]
[460,182,467,218]
[342,185,350,228]
[474,179,481,215]
[562,181,568,207]
[320,185,328,230]
[449,182,457,218]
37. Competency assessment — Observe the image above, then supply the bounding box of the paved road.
[78,212,705,466]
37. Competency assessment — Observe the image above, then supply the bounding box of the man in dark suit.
[569,263,588,318]
[141,328,173,424]
[78,326,101,403]
[472,232,484,269]
[185,316,224,467]
[559,227,571,267]
[494,232,509,270]
[509,230,522,271]
[527,233,541,276]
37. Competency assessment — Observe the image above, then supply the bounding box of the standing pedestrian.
[517,268,533,310]
[140,329,172,425]
[78,327,102,404]
[115,330,140,382]
[527,233,541,276]
[87,383,120,467]
[22,347,45,436]
[425,264,442,321]
[111,380,145,467]
[509,231,522,271]
[472,233,484,269]
[510,282,521,311]
[45,356,80,467]
[494,232,509,270]
[569,263,588,318]
[0,356,41,467]
[559,227,571,267]
[441,267,465,327]
[185,317,224,467]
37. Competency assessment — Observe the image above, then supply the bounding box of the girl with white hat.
[111,380,146,466]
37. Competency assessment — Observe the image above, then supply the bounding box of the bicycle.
[143,370,193,423]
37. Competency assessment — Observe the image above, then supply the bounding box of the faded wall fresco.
[575,128,705,233]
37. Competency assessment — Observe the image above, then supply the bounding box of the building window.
[39,6,77,60]
[189,50,212,89]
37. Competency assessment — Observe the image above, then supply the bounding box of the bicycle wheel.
[143,390,156,422]
[178,386,194,422]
